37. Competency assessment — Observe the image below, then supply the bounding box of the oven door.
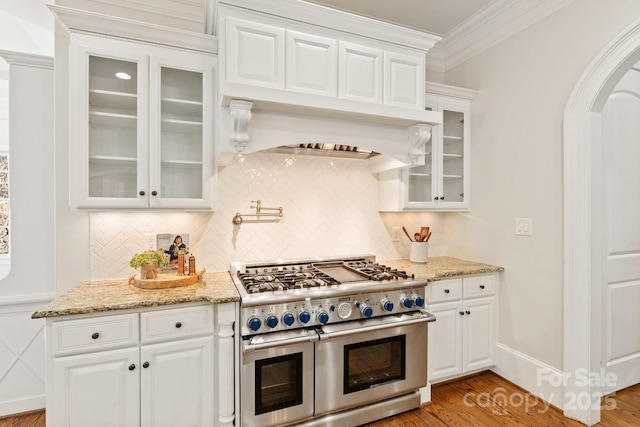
[314,310,435,416]
[241,330,317,427]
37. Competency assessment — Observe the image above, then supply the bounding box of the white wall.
[443,0,640,376]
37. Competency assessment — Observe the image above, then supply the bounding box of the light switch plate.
[515,218,533,236]
[391,227,400,241]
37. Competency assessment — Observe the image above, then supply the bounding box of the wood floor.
[1,372,638,426]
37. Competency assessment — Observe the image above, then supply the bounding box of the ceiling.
[302,0,494,36]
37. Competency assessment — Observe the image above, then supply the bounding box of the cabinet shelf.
[161,97,203,117]
[443,135,463,141]
[161,118,202,134]
[161,159,203,168]
[89,155,138,166]
[89,111,137,128]
[409,173,432,178]
[89,89,137,110]
[443,153,463,159]
[443,174,463,179]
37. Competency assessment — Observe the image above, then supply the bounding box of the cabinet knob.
[440,196,445,200]
[139,190,145,196]
[444,289,450,294]
[151,191,158,196]
[434,197,438,201]
[91,332,99,340]
[175,322,182,328]
[480,285,485,289]
[143,361,150,369]
[459,311,465,316]
[128,364,136,371]
[465,310,471,315]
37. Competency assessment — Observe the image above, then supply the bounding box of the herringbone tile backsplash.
[90,152,443,279]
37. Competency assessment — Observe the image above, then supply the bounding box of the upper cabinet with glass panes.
[69,33,215,209]
[378,83,476,212]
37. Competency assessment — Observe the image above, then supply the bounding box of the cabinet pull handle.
[139,190,145,196]
[459,311,465,316]
[143,362,150,369]
[91,332,100,340]
[480,285,485,289]
[465,310,471,315]
[175,322,182,328]
[444,289,450,294]
[128,364,136,371]
[151,191,158,196]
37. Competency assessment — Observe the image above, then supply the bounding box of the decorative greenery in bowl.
[129,250,169,270]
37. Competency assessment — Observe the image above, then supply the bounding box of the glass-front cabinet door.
[71,35,214,209]
[75,45,149,208]
[149,55,213,209]
[403,94,471,210]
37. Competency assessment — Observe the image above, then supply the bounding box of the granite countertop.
[32,271,240,319]
[380,256,504,281]
[32,256,503,319]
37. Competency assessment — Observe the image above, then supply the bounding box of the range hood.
[265,144,376,159]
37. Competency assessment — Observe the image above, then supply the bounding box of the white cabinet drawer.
[426,278,462,303]
[51,313,139,357]
[140,305,214,344]
[463,275,496,298]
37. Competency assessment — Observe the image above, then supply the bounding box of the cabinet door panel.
[52,347,140,427]
[286,30,337,96]
[225,18,285,88]
[463,297,495,372]
[140,337,214,427]
[438,102,470,209]
[384,51,424,109]
[338,42,382,103]
[427,301,463,381]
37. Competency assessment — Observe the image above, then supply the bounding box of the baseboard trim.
[0,395,45,418]
[492,343,563,409]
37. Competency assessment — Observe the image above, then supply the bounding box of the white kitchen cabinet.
[286,30,337,96]
[338,41,383,104]
[70,34,215,209]
[52,347,140,427]
[426,274,497,383]
[378,83,476,211]
[140,337,213,427]
[45,303,231,427]
[225,18,285,89]
[383,51,425,109]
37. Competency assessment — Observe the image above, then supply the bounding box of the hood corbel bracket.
[229,99,253,152]
[408,124,432,164]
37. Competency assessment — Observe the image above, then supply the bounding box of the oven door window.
[255,353,303,415]
[344,335,406,394]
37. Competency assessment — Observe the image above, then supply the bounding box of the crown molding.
[0,50,54,70]
[427,0,578,72]
[218,0,442,52]
[48,4,217,54]
[425,81,478,100]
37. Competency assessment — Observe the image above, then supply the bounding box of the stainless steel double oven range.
[231,255,436,427]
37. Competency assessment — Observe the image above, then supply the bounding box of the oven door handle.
[242,332,319,353]
[317,310,436,341]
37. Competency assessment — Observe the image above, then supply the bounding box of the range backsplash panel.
[90,152,420,279]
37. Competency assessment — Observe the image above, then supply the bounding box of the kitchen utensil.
[414,232,422,242]
[402,226,413,241]
[420,227,430,242]
[425,231,432,242]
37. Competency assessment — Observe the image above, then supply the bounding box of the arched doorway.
[563,17,640,426]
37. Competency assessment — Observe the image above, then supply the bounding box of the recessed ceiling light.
[115,72,131,80]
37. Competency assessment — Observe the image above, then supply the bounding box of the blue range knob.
[299,311,311,324]
[361,305,373,318]
[247,316,261,332]
[414,296,425,307]
[382,299,394,312]
[282,312,295,326]
[265,314,278,329]
[317,311,329,325]
[402,297,414,309]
